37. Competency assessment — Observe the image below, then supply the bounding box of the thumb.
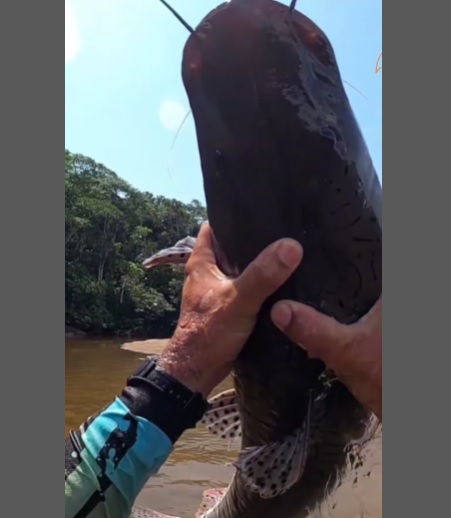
[186,222,216,275]
[270,300,352,362]
[233,239,303,315]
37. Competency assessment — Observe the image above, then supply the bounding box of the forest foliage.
[65,150,206,337]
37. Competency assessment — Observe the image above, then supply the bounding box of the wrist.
[121,355,209,443]
[157,332,224,398]
[157,354,212,399]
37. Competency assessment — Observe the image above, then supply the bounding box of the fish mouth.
[142,246,193,269]
[142,230,239,277]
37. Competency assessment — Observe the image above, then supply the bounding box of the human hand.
[158,222,303,398]
[271,296,382,420]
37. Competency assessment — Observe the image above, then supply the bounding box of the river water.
[65,339,235,518]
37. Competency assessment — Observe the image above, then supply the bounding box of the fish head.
[142,230,240,278]
[142,236,196,270]
[180,0,365,273]
[182,0,346,158]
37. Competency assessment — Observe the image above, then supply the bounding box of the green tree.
[65,150,206,337]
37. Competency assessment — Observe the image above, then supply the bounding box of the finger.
[233,239,303,314]
[270,300,352,361]
[186,222,217,274]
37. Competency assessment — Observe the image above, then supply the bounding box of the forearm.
[65,395,173,518]
[65,358,199,518]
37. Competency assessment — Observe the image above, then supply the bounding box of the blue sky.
[65,0,382,204]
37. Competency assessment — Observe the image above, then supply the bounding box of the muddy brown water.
[65,339,235,518]
[65,339,382,518]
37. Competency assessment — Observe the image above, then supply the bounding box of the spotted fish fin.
[234,394,313,499]
[130,506,180,518]
[195,488,227,518]
[346,412,380,454]
[201,389,242,449]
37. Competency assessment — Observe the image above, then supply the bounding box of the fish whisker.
[157,0,195,34]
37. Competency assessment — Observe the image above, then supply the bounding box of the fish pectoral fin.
[201,389,242,449]
[233,424,310,499]
[234,395,313,499]
[346,412,380,454]
[195,488,227,518]
[131,506,181,518]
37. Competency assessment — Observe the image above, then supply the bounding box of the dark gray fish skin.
[179,1,381,517]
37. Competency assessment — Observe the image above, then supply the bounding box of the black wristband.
[119,355,208,443]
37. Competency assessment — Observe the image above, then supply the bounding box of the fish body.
[140,1,381,517]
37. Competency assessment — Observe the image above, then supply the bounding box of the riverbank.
[65,326,87,339]
[120,338,170,355]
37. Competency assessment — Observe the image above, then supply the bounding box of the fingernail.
[272,303,292,329]
[278,242,301,267]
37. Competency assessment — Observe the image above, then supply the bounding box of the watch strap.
[121,355,208,443]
